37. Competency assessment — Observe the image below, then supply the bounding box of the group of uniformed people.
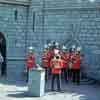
[26,41,82,91]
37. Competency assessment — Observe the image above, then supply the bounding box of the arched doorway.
[0,32,7,76]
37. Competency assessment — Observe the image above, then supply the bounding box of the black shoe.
[45,80,48,83]
[65,80,68,83]
[51,89,55,91]
[73,80,75,83]
[57,88,62,92]
[77,82,80,85]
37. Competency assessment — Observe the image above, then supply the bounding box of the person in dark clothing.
[0,33,7,76]
[0,52,4,68]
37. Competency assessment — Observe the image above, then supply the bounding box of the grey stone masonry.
[0,0,100,80]
[27,0,100,80]
[0,3,28,77]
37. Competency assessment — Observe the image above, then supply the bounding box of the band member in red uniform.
[68,45,76,80]
[72,47,81,85]
[26,47,36,82]
[62,45,70,83]
[50,54,63,91]
[42,45,50,82]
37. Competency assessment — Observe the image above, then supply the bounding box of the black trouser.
[26,69,29,82]
[45,68,48,82]
[51,74,61,91]
[45,68,51,82]
[68,68,73,80]
[0,45,7,76]
[62,68,68,82]
[72,69,80,84]
[1,57,7,76]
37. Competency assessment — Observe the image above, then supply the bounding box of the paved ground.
[0,76,100,100]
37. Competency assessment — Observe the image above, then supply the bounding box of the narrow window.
[14,9,18,21]
[33,12,35,32]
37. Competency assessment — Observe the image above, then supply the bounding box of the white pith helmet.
[44,44,48,49]
[62,45,67,50]
[48,43,52,47]
[72,45,76,49]
[28,46,34,53]
[77,47,82,52]
[54,49,59,55]
[55,42,59,46]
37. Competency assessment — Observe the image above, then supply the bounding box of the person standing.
[50,54,63,91]
[72,47,81,85]
[68,45,76,81]
[0,52,4,75]
[62,45,70,83]
[26,47,36,82]
[42,45,50,82]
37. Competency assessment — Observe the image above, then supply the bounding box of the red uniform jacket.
[62,53,71,69]
[42,52,50,68]
[72,54,81,69]
[50,58,63,74]
[26,54,36,70]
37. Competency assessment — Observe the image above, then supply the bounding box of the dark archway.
[0,32,7,76]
